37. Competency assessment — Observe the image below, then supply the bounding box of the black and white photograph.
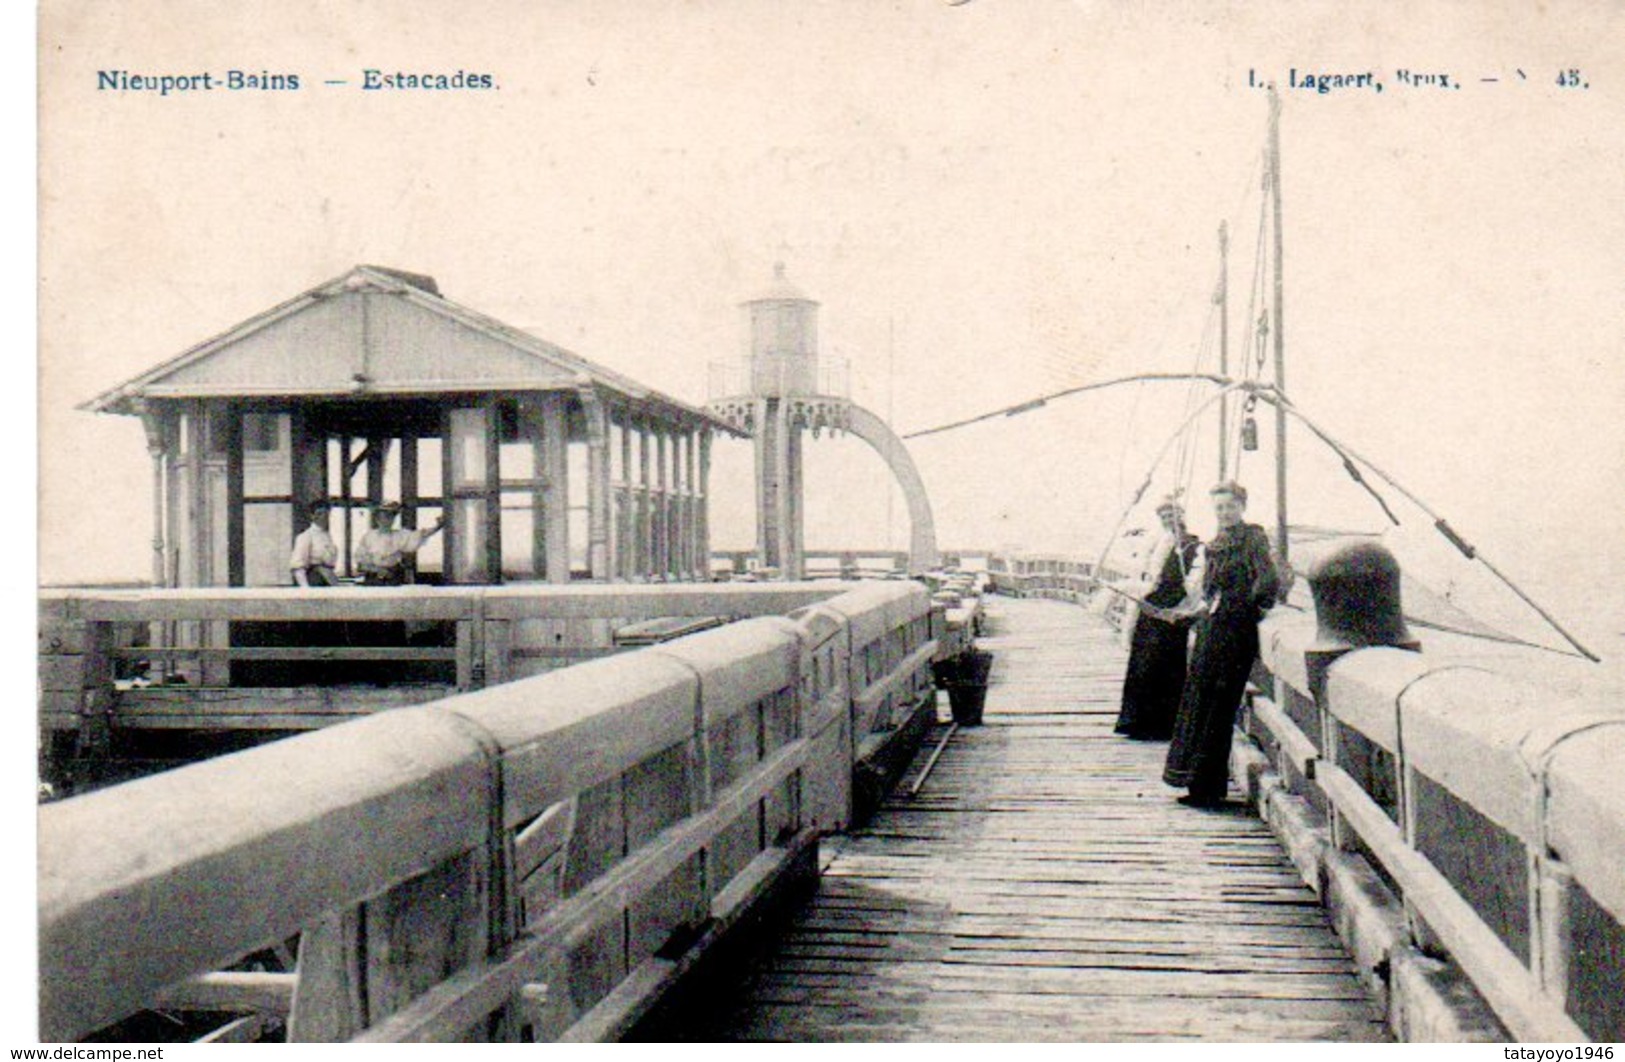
[23,0,1625,1046]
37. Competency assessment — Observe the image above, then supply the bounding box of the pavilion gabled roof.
[82,265,742,433]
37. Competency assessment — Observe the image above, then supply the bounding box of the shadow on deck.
[646,597,1388,1041]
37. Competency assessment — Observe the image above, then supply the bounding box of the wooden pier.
[691,597,1387,1041]
[36,573,1625,1042]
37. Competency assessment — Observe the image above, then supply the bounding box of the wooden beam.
[39,710,494,1041]
[559,832,816,1043]
[1316,763,1586,1041]
[288,909,366,1041]
[185,403,206,586]
[400,436,418,517]
[543,395,570,584]
[484,401,502,584]
[198,1012,275,1044]
[655,426,669,579]
[113,685,455,729]
[156,970,295,1015]
[614,411,628,580]
[581,389,612,582]
[685,431,699,580]
[636,419,652,580]
[225,405,245,587]
[114,645,458,662]
[341,436,355,578]
[352,736,811,1042]
[698,431,711,582]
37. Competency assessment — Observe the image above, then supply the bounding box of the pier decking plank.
[701,597,1387,1041]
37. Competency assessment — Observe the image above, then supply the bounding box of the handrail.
[37,583,865,754]
[1250,615,1623,1042]
[980,550,1625,1043]
[39,581,943,1042]
[40,581,852,623]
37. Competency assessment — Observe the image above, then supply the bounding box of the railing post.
[558,775,628,1022]
[79,621,117,767]
[457,597,485,691]
[285,711,518,1043]
[483,618,511,688]
[1531,854,1574,1002]
[287,910,366,1041]
[289,849,499,1042]
[1396,759,1447,958]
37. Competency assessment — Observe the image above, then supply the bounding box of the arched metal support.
[844,403,941,574]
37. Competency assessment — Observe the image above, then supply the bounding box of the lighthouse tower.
[708,264,939,580]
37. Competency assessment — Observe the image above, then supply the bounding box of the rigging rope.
[1091,382,1250,582]
[1170,301,1218,505]
[1249,389,1600,662]
[900,354,1597,663]
[900,372,1229,441]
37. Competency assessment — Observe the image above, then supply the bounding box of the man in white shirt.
[289,500,340,587]
[356,501,445,585]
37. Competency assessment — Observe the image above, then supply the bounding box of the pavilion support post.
[542,394,570,584]
[578,387,612,582]
[617,409,632,580]
[655,426,670,580]
[400,437,419,582]
[699,431,712,582]
[172,402,213,678]
[638,416,653,581]
[211,404,243,685]
[775,398,793,580]
[483,403,502,584]
[341,437,355,578]
[137,405,169,590]
[785,414,804,580]
[137,405,172,672]
[288,409,320,521]
[671,431,684,580]
[754,398,774,575]
[367,437,386,511]
[225,406,245,588]
[186,402,209,587]
[681,431,696,581]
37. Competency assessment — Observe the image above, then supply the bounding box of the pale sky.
[36,0,1625,656]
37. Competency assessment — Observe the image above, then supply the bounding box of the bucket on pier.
[932,649,994,726]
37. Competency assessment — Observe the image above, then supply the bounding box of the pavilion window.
[413,437,445,580]
[445,405,497,584]
[497,402,548,582]
[567,440,589,578]
[223,409,296,587]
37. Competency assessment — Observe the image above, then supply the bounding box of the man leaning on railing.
[356,502,445,586]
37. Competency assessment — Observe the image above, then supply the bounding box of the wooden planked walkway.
[699,596,1388,1041]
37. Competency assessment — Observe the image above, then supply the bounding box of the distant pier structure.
[706,265,939,579]
[85,265,742,587]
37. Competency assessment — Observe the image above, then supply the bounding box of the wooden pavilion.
[86,265,740,588]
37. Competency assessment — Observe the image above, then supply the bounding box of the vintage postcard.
[26,0,1625,1048]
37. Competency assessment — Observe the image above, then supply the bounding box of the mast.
[1268,86,1288,563]
[1217,221,1229,481]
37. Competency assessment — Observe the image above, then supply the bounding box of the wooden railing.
[708,547,991,579]
[39,583,869,748]
[38,581,943,1042]
[1243,615,1625,1042]
[984,550,1625,1042]
[983,555,1132,628]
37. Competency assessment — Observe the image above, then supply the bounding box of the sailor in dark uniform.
[1113,498,1200,741]
[1164,481,1281,807]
